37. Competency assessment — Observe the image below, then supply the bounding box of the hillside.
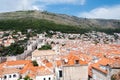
[0,10,120,34]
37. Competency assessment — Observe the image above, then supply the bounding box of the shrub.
[32,60,38,66]
[38,44,52,50]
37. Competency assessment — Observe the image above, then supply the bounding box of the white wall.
[27,45,32,51]
[63,65,88,80]
[92,69,107,80]
[36,74,54,80]
[2,73,20,80]
[55,67,62,80]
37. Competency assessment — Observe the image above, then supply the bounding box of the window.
[19,67,23,69]
[49,77,51,80]
[4,75,7,79]
[59,70,62,77]
[13,74,16,78]
[9,75,11,78]
[43,78,46,80]
[75,60,79,64]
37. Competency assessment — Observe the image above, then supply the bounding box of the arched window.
[4,75,7,79]
[75,60,79,64]
[49,77,51,80]
[9,75,11,78]
[13,74,16,78]
[43,78,46,80]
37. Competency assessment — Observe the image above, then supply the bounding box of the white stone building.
[32,50,56,64]
[0,68,20,80]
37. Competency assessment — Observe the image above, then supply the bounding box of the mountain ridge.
[0,10,120,29]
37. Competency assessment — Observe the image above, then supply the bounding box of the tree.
[38,44,52,50]
[111,74,116,80]
[111,72,120,80]
[32,60,38,66]
[2,43,24,56]
[23,76,33,80]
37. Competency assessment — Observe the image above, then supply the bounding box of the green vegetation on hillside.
[0,43,24,56]
[0,18,87,34]
[0,18,120,34]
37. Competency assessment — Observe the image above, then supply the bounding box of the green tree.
[111,74,116,80]
[2,43,24,56]
[32,60,38,66]
[24,76,33,80]
[38,44,52,50]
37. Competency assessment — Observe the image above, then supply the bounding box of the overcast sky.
[0,0,120,19]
